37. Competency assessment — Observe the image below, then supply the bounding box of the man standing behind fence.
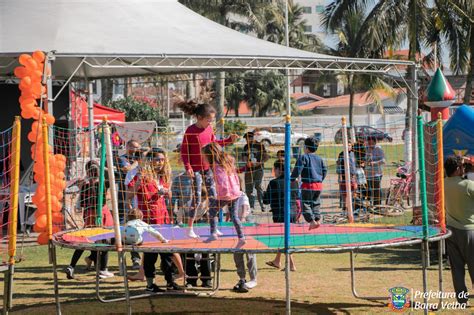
[241,132,269,212]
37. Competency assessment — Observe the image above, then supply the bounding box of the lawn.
[1,240,468,314]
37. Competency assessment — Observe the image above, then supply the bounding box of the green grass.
[1,239,467,314]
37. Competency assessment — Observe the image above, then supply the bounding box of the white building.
[294,0,328,42]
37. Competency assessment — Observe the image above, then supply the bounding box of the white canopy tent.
[0,0,414,79]
[0,1,421,313]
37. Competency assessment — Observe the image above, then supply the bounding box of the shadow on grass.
[11,295,385,315]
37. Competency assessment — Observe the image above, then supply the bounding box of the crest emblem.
[388,287,410,311]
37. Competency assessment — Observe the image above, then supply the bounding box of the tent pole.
[88,81,95,160]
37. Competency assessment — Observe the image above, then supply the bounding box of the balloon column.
[14,51,66,245]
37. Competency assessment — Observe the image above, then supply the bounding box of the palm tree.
[323,5,397,132]
[428,0,474,104]
[324,0,431,135]
[179,1,267,127]
[243,0,325,52]
[224,71,246,117]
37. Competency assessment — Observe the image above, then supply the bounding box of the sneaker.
[65,266,74,279]
[236,238,246,248]
[233,279,248,293]
[201,281,212,288]
[215,228,223,236]
[188,229,199,239]
[145,283,165,293]
[84,256,93,271]
[167,282,184,291]
[245,279,257,289]
[205,233,218,243]
[132,260,141,270]
[186,282,197,288]
[98,269,114,279]
[161,238,170,243]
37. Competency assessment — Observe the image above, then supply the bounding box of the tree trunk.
[215,71,225,137]
[463,26,474,105]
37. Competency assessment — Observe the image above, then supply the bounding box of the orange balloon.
[33,224,47,234]
[56,154,66,162]
[14,66,29,78]
[52,213,64,224]
[31,70,43,82]
[18,54,32,66]
[21,109,33,120]
[45,114,55,125]
[31,108,42,120]
[30,82,42,97]
[28,131,42,143]
[34,203,47,215]
[35,214,47,229]
[32,51,45,63]
[37,232,49,245]
[25,58,38,71]
[51,226,61,234]
[19,76,32,89]
[33,172,44,183]
[20,98,36,109]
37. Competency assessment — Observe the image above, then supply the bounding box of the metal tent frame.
[0,1,447,315]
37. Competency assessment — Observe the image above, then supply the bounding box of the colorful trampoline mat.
[55,223,441,250]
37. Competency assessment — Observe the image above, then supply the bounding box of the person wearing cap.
[241,131,269,212]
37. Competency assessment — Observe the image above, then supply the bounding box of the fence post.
[436,113,446,233]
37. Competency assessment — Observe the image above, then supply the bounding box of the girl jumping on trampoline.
[202,142,246,247]
[64,160,114,279]
[291,137,327,230]
[179,100,239,238]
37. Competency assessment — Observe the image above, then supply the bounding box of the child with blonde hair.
[201,142,245,247]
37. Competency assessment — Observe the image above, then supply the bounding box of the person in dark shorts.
[291,137,327,230]
[263,160,300,271]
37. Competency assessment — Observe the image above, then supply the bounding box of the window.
[302,6,312,14]
[315,5,325,13]
[303,25,312,33]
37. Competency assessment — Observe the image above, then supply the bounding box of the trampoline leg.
[51,243,62,315]
[120,252,132,315]
[438,239,444,305]
[3,264,14,315]
[421,240,429,315]
[285,251,291,315]
[214,254,221,292]
[350,250,386,300]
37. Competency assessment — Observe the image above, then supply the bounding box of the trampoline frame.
[50,229,451,315]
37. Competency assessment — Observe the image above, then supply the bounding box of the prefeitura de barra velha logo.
[388,287,410,311]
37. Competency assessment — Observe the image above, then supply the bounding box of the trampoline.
[53,223,445,253]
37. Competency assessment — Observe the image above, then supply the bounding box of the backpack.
[214,165,241,201]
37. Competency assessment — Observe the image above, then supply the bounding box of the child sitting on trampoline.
[124,208,185,285]
[202,142,246,247]
[264,160,300,271]
[64,160,114,280]
[291,137,327,230]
